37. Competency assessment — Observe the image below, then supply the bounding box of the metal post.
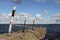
[22,20,26,32]
[32,19,35,30]
[8,6,16,34]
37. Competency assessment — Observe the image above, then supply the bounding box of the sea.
[0,24,60,40]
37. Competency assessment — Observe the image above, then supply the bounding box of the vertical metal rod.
[22,20,26,32]
[8,17,13,33]
[32,19,35,30]
[8,6,16,34]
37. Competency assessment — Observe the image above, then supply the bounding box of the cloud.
[35,14,47,21]
[18,12,32,20]
[35,14,42,20]
[11,0,21,3]
[0,13,10,24]
[35,14,49,23]
[35,13,60,24]
[13,12,35,24]
[0,13,60,24]
[0,13,10,19]
[49,13,60,24]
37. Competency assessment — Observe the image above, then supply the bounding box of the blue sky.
[0,0,60,17]
[0,0,60,24]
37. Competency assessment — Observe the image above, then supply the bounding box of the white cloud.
[0,13,10,24]
[17,12,33,20]
[49,13,60,24]
[35,14,42,20]
[13,12,35,24]
[0,12,60,24]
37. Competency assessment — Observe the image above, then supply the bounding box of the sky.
[0,0,60,24]
[0,0,60,16]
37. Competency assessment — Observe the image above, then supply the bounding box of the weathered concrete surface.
[0,27,46,40]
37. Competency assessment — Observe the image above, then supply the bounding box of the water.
[0,24,60,40]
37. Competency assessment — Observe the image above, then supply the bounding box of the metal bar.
[8,6,16,34]
[22,20,26,32]
[32,19,35,30]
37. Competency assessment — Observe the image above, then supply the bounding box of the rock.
[0,27,46,40]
